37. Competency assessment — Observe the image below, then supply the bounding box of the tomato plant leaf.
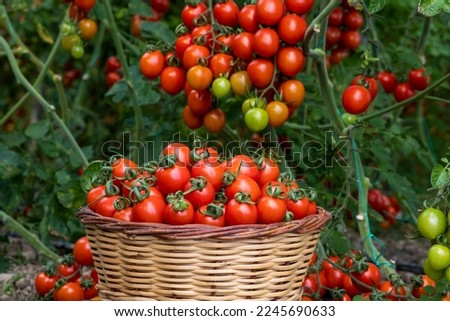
[57,180,85,209]
[368,0,390,14]
[129,0,153,17]
[418,0,446,16]
[323,229,351,255]
[80,160,104,193]
[430,163,449,188]
[141,21,176,43]
[25,119,50,139]
[0,150,26,180]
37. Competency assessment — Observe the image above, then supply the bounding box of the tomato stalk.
[0,210,60,262]
[0,37,89,167]
[0,5,63,127]
[103,0,144,161]
[416,17,431,61]
[199,203,225,219]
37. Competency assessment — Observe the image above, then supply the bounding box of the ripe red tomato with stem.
[277,14,307,45]
[342,274,360,298]
[105,56,121,73]
[76,276,98,300]
[209,53,233,78]
[351,262,381,292]
[225,193,258,225]
[379,280,406,301]
[113,206,133,222]
[86,185,106,211]
[132,195,165,223]
[95,195,122,217]
[276,46,305,77]
[187,65,213,91]
[183,44,211,70]
[257,195,287,224]
[344,9,364,30]
[325,266,345,290]
[279,79,305,109]
[225,155,260,183]
[57,257,80,282]
[193,203,226,227]
[328,7,344,26]
[183,105,203,129]
[247,58,274,89]
[284,0,315,15]
[35,271,60,296]
[225,175,261,202]
[231,32,254,61]
[326,27,342,48]
[351,75,378,101]
[330,47,349,65]
[73,236,94,266]
[393,83,415,102]
[112,157,139,180]
[78,19,97,40]
[140,51,165,79]
[411,274,437,298]
[191,158,225,191]
[181,3,208,30]
[408,67,429,90]
[255,0,285,26]
[161,142,191,167]
[155,162,191,196]
[160,67,186,95]
[341,30,362,50]
[239,4,258,33]
[286,189,310,220]
[151,0,170,14]
[376,71,397,93]
[164,194,194,225]
[106,72,121,88]
[187,90,212,115]
[213,0,240,27]
[203,108,226,133]
[253,28,280,57]
[258,157,280,186]
[54,282,84,301]
[266,101,289,127]
[183,176,215,209]
[175,34,192,59]
[74,0,96,12]
[342,85,372,114]
[191,24,213,48]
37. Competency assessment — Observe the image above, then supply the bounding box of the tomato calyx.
[77,276,94,290]
[158,154,179,169]
[166,191,191,212]
[199,202,225,219]
[129,183,152,203]
[222,170,238,186]
[214,191,228,203]
[349,256,369,274]
[233,191,255,205]
[60,254,77,267]
[183,176,208,194]
[113,196,131,211]
[263,181,287,199]
[330,288,348,301]
[43,263,58,277]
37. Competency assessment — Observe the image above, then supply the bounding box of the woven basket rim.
[77,206,331,240]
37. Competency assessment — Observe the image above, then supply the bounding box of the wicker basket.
[77,207,331,301]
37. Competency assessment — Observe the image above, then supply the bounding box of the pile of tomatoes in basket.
[139,0,312,133]
[34,236,98,301]
[84,142,318,226]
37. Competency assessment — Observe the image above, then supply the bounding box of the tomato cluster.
[417,207,450,283]
[139,0,313,133]
[302,252,445,301]
[85,142,318,226]
[61,0,98,59]
[62,61,82,88]
[34,236,98,301]
[131,0,171,37]
[104,56,123,88]
[376,68,429,103]
[326,1,364,66]
[367,188,401,228]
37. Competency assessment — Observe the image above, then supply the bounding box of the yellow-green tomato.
[427,244,450,270]
[230,70,251,96]
[242,97,266,115]
[423,258,445,281]
[244,108,269,132]
[211,77,231,99]
[417,208,447,240]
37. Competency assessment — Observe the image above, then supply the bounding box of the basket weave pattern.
[78,207,331,301]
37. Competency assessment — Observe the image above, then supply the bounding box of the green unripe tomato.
[242,97,265,115]
[445,265,450,282]
[423,258,445,281]
[211,78,231,99]
[61,23,75,36]
[427,244,450,270]
[342,112,357,125]
[71,45,85,59]
[61,34,81,52]
[244,108,269,132]
[417,208,447,240]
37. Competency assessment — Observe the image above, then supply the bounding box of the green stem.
[350,138,397,277]
[73,22,106,109]
[359,72,450,122]
[416,101,436,166]
[103,0,143,157]
[425,95,450,104]
[270,127,294,178]
[0,6,64,127]
[0,37,89,167]
[416,17,431,59]
[0,210,60,262]
[313,49,346,133]
[303,0,342,56]
[53,75,70,123]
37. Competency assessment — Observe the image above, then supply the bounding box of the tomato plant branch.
[358,72,450,122]
[303,0,342,56]
[350,136,397,277]
[0,6,64,127]
[53,75,70,123]
[416,17,431,60]
[0,210,60,262]
[416,101,436,166]
[103,0,144,154]
[0,36,89,167]
[425,95,450,104]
